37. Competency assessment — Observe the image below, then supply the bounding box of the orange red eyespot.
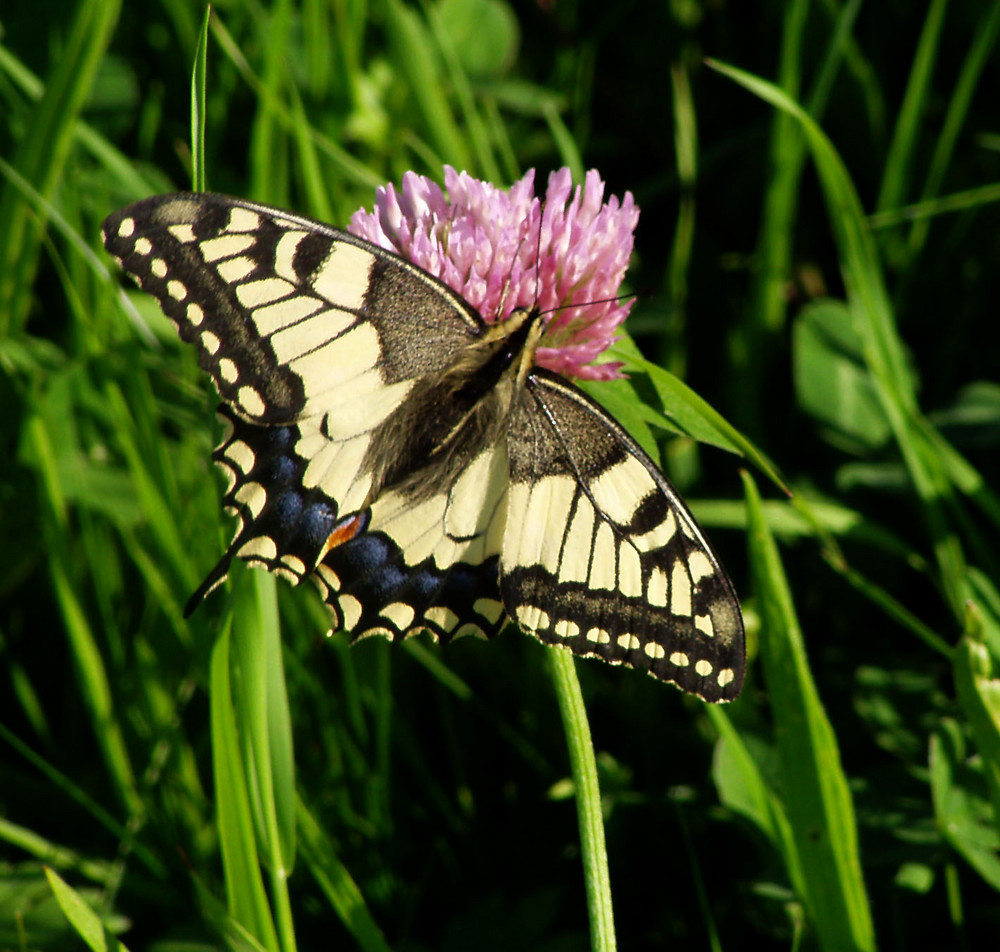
[323,512,367,554]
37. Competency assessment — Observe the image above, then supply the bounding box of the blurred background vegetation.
[2,0,1000,949]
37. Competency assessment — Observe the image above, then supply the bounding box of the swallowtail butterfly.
[103,192,745,701]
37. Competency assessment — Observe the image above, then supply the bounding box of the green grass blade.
[44,868,131,952]
[749,0,808,343]
[547,648,616,952]
[870,181,1000,228]
[736,0,866,434]
[805,0,864,118]
[0,48,161,198]
[0,816,108,886]
[0,722,165,880]
[210,618,281,951]
[0,0,121,335]
[382,0,471,169]
[744,470,875,952]
[662,63,697,379]
[875,0,949,214]
[711,57,970,617]
[424,0,503,182]
[816,0,886,134]
[24,412,140,818]
[231,571,297,951]
[103,383,196,599]
[821,553,954,658]
[906,3,1000,261]
[248,0,293,204]
[297,797,394,952]
[209,15,384,192]
[540,96,584,184]
[191,4,211,191]
[189,869,273,952]
[921,419,1000,532]
[287,82,334,223]
[709,62,912,409]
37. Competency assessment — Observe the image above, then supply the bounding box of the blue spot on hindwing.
[263,425,295,452]
[300,501,337,548]
[340,533,409,599]
[267,453,297,486]
[273,491,303,528]
[410,567,444,601]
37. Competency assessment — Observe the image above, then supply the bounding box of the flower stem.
[547,647,617,952]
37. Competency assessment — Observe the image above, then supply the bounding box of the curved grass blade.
[744,470,875,952]
[709,57,970,617]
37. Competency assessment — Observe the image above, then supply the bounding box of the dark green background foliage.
[2,1,1000,950]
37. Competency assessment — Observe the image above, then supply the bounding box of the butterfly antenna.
[533,198,544,313]
[535,291,637,324]
[495,202,540,320]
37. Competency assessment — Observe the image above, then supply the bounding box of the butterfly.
[102,191,745,701]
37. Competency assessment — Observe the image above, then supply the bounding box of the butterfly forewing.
[501,370,744,702]
[102,192,485,424]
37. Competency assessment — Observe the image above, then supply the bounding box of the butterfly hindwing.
[501,370,744,702]
[316,441,509,642]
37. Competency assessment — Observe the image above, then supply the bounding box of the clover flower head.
[349,166,639,380]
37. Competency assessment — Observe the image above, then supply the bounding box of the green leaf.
[609,338,788,495]
[44,868,131,952]
[894,862,935,893]
[437,0,519,78]
[709,708,806,901]
[930,721,1000,891]
[190,3,211,191]
[930,381,1000,447]
[580,373,660,461]
[792,298,893,449]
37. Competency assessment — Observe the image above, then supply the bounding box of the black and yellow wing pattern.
[103,191,745,701]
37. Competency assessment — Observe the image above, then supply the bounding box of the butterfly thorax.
[360,308,543,504]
